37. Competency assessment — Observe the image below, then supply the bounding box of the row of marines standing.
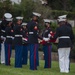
[0,12,55,70]
[0,12,74,73]
[0,13,28,67]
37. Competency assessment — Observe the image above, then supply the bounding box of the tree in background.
[0,0,34,21]
[47,0,75,11]
[10,0,34,22]
[20,0,34,22]
[0,0,12,18]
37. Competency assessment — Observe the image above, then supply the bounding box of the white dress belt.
[6,36,14,39]
[43,37,50,41]
[29,32,38,34]
[15,35,22,37]
[6,36,12,38]
[59,36,70,39]
[29,32,34,34]
[1,30,5,32]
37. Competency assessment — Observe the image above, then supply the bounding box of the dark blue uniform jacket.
[27,20,38,44]
[54,24,74,48]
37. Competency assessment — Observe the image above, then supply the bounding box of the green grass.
[0,59,75,75]
[73,27,75,34]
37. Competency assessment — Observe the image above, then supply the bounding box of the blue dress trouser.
[22,45,28,65]
[0,43,1,63]
[15,45,23,68]
[29,44,39,70]
[0,43,1,53]
[43,45,52,68]
[5,43,12,65]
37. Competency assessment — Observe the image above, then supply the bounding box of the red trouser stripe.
[34,44,36,70]
[48,46,50,68]
[8,45,10,65]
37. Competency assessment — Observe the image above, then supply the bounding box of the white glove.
[48,34,51,38]
[12,37,14,40]
[43,37,50,41]
[22,38,28,41]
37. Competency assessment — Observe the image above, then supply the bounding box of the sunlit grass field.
[0,58,75,75]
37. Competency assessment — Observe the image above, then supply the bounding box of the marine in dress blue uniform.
[54,16,74,73]
[22,23,28,65]
[13,17,23,68]
[58,15,74,72]
[0,13,12,64]
[0,16,7,64]
[5,18,13,65]
[27,12,41,70]
[42,19,52,68]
